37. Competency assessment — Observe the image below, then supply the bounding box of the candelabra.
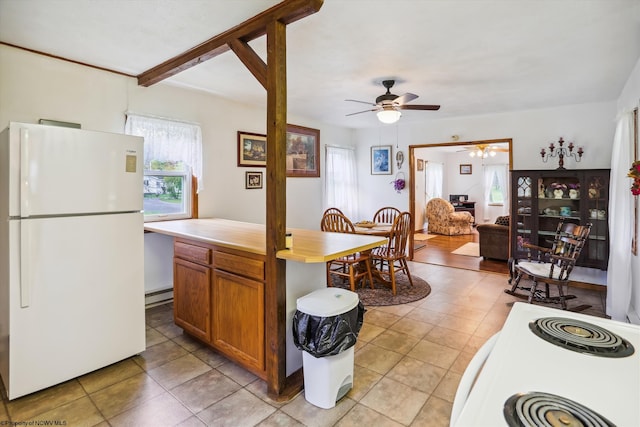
[540,137,583,170]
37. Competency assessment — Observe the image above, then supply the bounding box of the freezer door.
[6,213,145,399]
[8,122,143,217]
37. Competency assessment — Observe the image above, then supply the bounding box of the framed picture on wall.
[371,145,392,175]
[460,164,472,175]
[417,158,424,171]
[238,131,266,167]
[286,124,320,177]
[245,171,263,189]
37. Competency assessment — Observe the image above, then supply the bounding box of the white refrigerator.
[0,122,146,400]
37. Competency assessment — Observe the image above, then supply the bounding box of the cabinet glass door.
[513,174,534,259]
[584,172,609,266]
[537,175,581,250]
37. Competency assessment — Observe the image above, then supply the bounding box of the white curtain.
[606,110,635,321]
[125,113,203,191]
[425,161,443,201]
[324,145,358,219]
[483,164,509,220]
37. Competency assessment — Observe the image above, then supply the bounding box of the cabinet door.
[173,258,211,342]
[583,171,610,268]
[536,172,581,248]
[511,172,535,259]
[212,269,265,375]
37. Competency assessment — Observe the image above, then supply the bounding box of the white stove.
[453,302,640,426]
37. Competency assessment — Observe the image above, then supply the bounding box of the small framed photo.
[460,164,472,175]
[371,145,392,175]
[286,124,320,177]
[238,131,266,167]
[417,158,424,171]
[245,171,263,189]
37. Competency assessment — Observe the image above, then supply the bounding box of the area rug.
[414,233,436,241]
[330,273,431,306]
[451,242,480,257]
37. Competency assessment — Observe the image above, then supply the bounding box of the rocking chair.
[505,220,592,310]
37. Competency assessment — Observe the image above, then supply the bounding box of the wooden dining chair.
[371,211,414,295]
[373,206,401,224]
[505,220,591,310]
[323,207,345,217]
[320,212,374,291]
[370,206,400,269]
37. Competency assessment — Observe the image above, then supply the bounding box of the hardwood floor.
[411,229,510,275]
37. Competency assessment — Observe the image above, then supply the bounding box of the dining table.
[353,223,392,237]
[351,222,394,285]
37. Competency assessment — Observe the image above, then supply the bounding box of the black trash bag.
[292,301,365,358]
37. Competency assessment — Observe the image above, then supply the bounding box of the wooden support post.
[264,18,288,398]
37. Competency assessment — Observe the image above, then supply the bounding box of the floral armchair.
[426,198,474,235]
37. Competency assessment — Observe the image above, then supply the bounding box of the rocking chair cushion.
[516,261,563,280]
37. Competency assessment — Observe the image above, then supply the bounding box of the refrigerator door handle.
[20,128,30,218]
[19,220,31,308]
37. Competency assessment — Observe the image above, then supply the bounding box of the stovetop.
[453,303,640,427]
[529,316,635,358]
[503,391,615,427]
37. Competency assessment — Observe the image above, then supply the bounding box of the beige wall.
[0,44,352,293]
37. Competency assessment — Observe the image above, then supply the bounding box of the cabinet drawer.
[213,250,264,281]
[175,241,212,265]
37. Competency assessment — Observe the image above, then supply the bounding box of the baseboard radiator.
[145,287,174,308]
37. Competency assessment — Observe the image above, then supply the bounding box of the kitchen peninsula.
[144,218,386,385]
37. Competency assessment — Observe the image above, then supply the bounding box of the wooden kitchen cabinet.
[173,238,266,378]
[173,257,211,342]
[212,269,264,372]
[511,169,610,269]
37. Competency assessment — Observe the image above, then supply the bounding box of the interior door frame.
[408,138,514,259]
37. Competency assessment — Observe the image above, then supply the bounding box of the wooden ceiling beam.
[229,39,267,89]
[137,0,322,87]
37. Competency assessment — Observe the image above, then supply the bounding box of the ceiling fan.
[345,80,440,124]
[459,144,509,158]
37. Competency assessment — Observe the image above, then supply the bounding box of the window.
[324,146,358,219]
[125,114,202,221]
[483,164,509,217]
[489,171,505,204]
[142,168,191,221]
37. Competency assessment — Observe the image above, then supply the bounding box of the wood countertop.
[144,218,387,263]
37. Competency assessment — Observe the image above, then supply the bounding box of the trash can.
[292,288,365,409]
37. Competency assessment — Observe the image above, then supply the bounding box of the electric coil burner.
[504,392,615,427]
[529,317,635,358]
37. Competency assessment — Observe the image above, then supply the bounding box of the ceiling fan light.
[490,150,497,157]
[476,148,483,157]
[469,151,476,157]
[377,109,401,124]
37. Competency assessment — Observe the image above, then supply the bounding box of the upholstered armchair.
[476,215,510,261]
[426,198,474,235]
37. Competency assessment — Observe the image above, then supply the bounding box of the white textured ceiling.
[1,0,639,129]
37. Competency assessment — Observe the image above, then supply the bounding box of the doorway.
[408,138,513,272]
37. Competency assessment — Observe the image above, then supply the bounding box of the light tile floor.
[0,262,606,426]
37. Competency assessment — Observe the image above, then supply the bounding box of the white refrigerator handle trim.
[20,220,31,308]
[20,128,30,218]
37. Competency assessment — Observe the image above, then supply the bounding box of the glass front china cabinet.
[510,169,610,269]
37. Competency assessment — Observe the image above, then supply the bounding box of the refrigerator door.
[7,122,143,217]
[6,212,145,399]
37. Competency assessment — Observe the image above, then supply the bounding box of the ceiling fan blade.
[346,108,379,116]
[394,93,419,105]
[345,99,377,106]
[398,104,441,111]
